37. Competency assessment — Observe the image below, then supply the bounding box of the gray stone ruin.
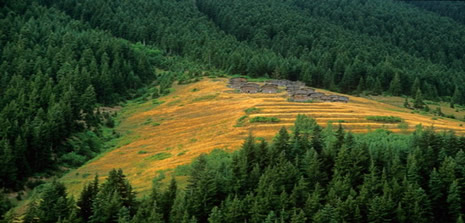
[261,84,279,94]
[240,83,260,93]
[227,78,349,103]
[228,77,247,89]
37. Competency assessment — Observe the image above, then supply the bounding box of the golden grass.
[60,78,465,197]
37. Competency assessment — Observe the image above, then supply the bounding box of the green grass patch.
[234,115,248,127]
[167,99,182,106]
[174,164,191,176]
[138,150,148,154]
[143,118,153,125]
[177,150,187,156]
[244,107,262,114]
[250,116,280,123]
[246,77,271,82]
[81,173,90,179]
[145,152,172,161]
[192,93,219,102]
[152,99,164,105]
[397,122,409,130]
[366,116,404,123]
[189,138,198,143]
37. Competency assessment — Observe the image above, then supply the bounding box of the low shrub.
[366,116,403,123]
[145,152,172,161]
[250,116,280,123]
[234,115,248,127]
[244,107,262,114]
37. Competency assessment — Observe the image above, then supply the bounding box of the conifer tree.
[356,77,365,95]
[36,180,72,223]
[411,77,421,97]
[161,178,177,222]
[414,89,425,109]
[389,73,402,96]
[77,175,99,222]
[0,140,17,188]
[290,208,306,223]
[373,77,383,95]
[457,215,464,223]
[447,180,462,222]
[451,86,461,108]
[207,206,223,223]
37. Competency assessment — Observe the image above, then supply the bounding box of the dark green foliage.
[90,169,136,223]
[24,115,465,222]
[3,0,465,191]
[77,175,99,223]
[249,116,280,123]
[366,116,404,123]
[0,0,161,189]
[6,0,465,221]
[451,86,462,108]
[414,89,425,109]
[37,0,465,102]
[0,190,12,220]
[389,73,402,96]
[244,108,262,114]
[404,97,410,108]
[447,180,462,222]
[234,115,248,127]
[24,180,73,223]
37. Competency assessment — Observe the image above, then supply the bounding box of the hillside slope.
[61,78,465,196]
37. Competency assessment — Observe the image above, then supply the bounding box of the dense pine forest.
[41,0,465,100]
[10,115,465,223]
[0,1,164,190]
[1,0,465,222]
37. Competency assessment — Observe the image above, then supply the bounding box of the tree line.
[8,115,465,223]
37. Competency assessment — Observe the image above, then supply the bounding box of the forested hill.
[407,1,465,25]
[2,0,465,221]
[42,0,465,102]
[1,0,465,189]
[0,1,163,189]
[1,0,465,192]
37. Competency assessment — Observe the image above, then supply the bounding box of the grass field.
[60,78,465,197]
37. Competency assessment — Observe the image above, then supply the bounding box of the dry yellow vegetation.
[60,78,465,196]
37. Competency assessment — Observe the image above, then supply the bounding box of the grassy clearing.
[145,152,172,161]
[366,116,404,123]
[245,107,262,114]
[250,116,280,123]
[152,99,164,105]
[369,95,465,122]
